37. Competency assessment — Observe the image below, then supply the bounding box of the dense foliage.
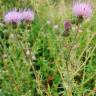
[0,0,96,96]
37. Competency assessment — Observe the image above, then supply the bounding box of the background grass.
[0,0,96,96]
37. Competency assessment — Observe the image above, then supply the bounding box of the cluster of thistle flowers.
[4,1,92,30]
[4,9,35,24]
[64,1,92,36]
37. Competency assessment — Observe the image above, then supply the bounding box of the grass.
[0,0,96,96]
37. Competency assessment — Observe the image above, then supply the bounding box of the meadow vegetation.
[0,0,96,96]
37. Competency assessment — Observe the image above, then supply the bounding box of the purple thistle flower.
[21,9,35,22]
[64,20,71,31]
[63,20,72,36]
[73,2,92,18]
[4,9,22,24]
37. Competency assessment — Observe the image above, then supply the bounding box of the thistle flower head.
[4,9,22,24]
[63,20,71,37]
[73,2,92,18]
[64,20,71,31]
[21,9,35,22]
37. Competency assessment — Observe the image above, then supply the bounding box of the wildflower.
[63,20,71,36]
[4,9,22,24]
[64,20,71,31]
[73,2,92,19]
[21,9,35,22]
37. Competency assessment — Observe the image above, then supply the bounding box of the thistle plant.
[0,0,96,96]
